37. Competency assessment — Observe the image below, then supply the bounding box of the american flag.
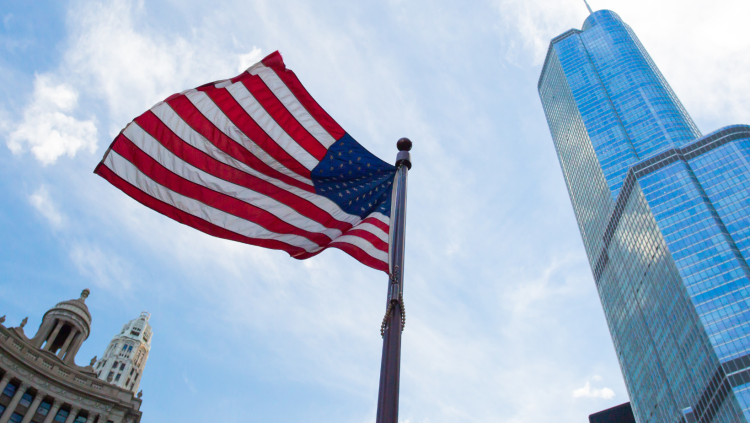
[95,51,395,272]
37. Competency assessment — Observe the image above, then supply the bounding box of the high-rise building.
[0,289,143,423]
[94,313,152,394]
[539,8,750,423]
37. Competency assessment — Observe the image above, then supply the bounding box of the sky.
[0,0,749,422]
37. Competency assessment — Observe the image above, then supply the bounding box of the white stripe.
[182,90,313,186]
[349,222,388,243]
[226,82,319,171]
[151,103,362,227]
[123,123,343,240]
[330,235,389,263]
[103,151,321,252]
[248,63,338,148]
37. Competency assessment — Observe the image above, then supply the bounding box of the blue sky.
[1,0,749,422]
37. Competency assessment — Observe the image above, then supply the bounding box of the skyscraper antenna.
[583,0,593,14]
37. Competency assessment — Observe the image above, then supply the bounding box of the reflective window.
[53,409,69,423]
[19,392,33,407]
[2,383,17,397]
[37,401,52,416]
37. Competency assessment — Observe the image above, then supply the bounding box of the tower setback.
[539,9,750,423]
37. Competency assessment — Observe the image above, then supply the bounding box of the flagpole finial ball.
[397,138,412,151]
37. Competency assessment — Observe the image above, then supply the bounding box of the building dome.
[41,289,92,340]
[48,288,92,326]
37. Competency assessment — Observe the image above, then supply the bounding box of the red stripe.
[236,73,328,160]
[166,95,315,193]
[361,216,390,234]
[135,111,353,233]
[294,242,388,273]
[344,229,388,252]
[196,85,312,179]
[94,163,308,257]
[329,242,388,272]
[261,51,346,140]
[111,135,333,247]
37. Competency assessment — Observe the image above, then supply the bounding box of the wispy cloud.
[28,185,64,227]
[69,243,132,292]
[182,373,197,394]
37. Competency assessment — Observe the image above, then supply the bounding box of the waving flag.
[95,51,395,272]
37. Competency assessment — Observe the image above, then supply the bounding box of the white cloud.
[63,0,240,127]
[237,47,263,73]
[28,185,64,227]
[573,380,615,399]
[7,74,97,165]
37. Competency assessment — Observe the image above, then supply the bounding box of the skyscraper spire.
[583,0,593,14]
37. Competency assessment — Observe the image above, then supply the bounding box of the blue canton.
[311,133,396,219]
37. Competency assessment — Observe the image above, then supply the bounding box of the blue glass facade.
[539,10,750,423]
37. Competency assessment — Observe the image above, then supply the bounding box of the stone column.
[63,333,84,366]
[44,322,64,351]
[20,392,45,423]
[32,320,56,348]
[0,373,13,395]
[42,400,61,423]
[0,382,29,423]
[64,407,81,423]
[57,330,78,358]
[84,413,99,423]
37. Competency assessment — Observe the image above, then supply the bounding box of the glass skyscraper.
[539,9,750,423]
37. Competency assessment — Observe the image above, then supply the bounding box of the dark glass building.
[590,402,636,423]
[539,9,750,423]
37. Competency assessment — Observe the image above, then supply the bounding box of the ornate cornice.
[0,325,141,418]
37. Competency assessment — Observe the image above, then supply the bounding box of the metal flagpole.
[376,138,412,423]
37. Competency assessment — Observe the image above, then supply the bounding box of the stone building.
[94,313,152,394]
[0,289,143,423]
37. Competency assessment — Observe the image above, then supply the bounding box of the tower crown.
[95,312,153,393]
